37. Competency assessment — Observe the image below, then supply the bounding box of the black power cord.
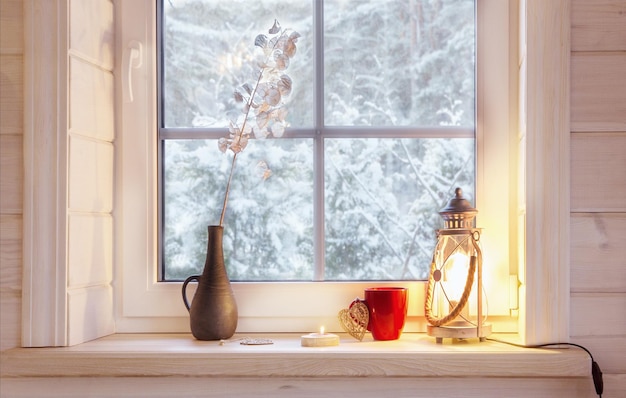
[486,338,603,397]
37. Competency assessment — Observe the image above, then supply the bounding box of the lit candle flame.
[445,252,470,301]
[319,326,325,335]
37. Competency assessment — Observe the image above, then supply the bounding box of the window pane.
[162,139,314,281]
[160,0,476,282]
[324,138,474,280]
[162,0,314,128]
[324,0,475,127]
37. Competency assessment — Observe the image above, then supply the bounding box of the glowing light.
[445,252,470,302]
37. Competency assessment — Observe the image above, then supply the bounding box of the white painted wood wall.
[569,0,626,391]
[1,0,25,352]
[64,0,116,346]
[1,0,625,396]
[2,0,116,348]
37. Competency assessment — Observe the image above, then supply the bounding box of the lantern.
[425,187,491,343]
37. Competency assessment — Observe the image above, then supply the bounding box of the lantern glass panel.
[432,231,477,321]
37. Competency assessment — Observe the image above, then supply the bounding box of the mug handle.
[349,298,371,331]
[181,275,200,312]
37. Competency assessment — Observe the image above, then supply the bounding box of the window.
[21,0,570,347]
[158,0,475,283]
[116,0,517,333]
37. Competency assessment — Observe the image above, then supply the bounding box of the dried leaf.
[242,83,253,95]
[256,111,270,129]
[269,19,280,34]
[264,86,281,106]
[256,82,269,95]
[239,134,249,151]
[218,137,229,153]
[277,37,297,58]
[270,122,285,138]
[252,94,264,109]
[274,52,289,70]
[273,106,288,122]
[255,83,280,108]
[269,36,278,51]
[234,90,245,103]
[275,36,286,51]
[230,141,241,154]
[229,121,239,135]
[256,101,271,114]
[283,40,297,58]
[277,75,292,96]
[254,34,268,48]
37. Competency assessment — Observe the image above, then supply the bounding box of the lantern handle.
[424,247,479,327]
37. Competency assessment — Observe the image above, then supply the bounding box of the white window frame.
[113,0,518,334]
[22,0,570,346]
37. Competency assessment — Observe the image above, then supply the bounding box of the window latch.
[123,40,143,103]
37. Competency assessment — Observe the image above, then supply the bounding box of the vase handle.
[182,275,200,312]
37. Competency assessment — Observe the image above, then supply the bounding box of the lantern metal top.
[439,187,477,229]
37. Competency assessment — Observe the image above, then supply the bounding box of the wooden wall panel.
[570,295,626,376]
[68,214,112,289]
[570,0,626,389]
[572,0,626,52]
[69,57,114,141]
[65,0,116,346]
[571,132,626,212]
[67,285,114,346]
[571,53,626,132]
[0,0,23,51]
[68,136,113,212]
[571,213,626,293]
[69,0,114,69]
[0,55,23,135]
[0,214,22,351]
[570,293,626,337]
[0,214,21,287]
[0,289,21,351]
[0,0,23,352]
[573,336,626,374]
[0,134,22,213]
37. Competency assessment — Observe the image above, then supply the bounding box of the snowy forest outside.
[160,0,475,281]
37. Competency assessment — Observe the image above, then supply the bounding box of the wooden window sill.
[1,333,590,379]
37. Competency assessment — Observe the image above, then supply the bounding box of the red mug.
[353,287,408,341]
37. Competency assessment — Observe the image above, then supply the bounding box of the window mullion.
[313,0,325,281]
[319,126,475,139]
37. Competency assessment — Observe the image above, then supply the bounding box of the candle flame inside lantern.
[445,252,471,302]
[320,326,325,335]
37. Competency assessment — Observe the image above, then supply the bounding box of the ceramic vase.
[182,225,238,340]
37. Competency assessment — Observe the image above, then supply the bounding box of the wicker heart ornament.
[338,300,369,341]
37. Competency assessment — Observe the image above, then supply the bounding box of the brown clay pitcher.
[182,225,238,340]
